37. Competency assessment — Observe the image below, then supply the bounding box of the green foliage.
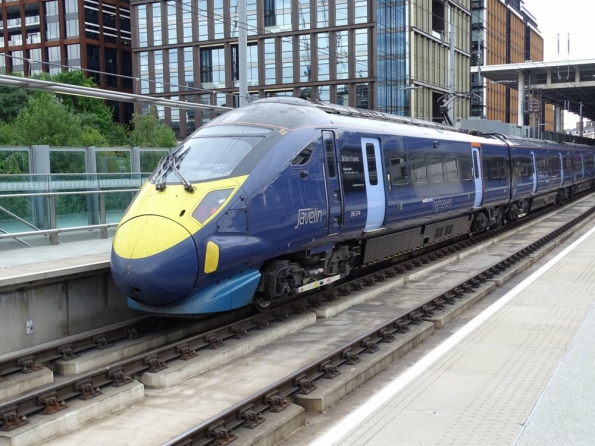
[141,150,169,172]
[0,86,32,123]
[8,93,105,146]
[0,71,178,148]
[129,108,178,148]
[0,150,29,174]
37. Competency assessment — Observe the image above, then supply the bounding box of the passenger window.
[366,143,378,185]
[430,156,444,183]
[482,159,490,180]
[499,159,506,178]
[459,156,472,180]
[491,159,499,179]
[445,156,459,181]
[390,155,408,186]
[411,156,427,183]
[291,142,314,165]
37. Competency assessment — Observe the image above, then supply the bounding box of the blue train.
[110,97,595,316]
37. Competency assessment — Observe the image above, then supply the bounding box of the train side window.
[445,156,459,181]
[564,156,572,171]
[536,157,545,174]
[460,156,472,180]
[366,143,378,185]
[430,156,444,183]
[291,142,314,166]
[499,159,506,178]
[528,157,534,175]
[491,159,499,179]
[482,159,489,180]
[324,132,336,178]
[390,155,409,186]
[411,156,427,183]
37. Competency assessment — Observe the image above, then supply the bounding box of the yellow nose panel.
[113,215,190,259]
[204,241,220,273]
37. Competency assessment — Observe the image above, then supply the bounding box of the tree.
[128,108,177,148]
[9,92,105,146]
[0,86,32,123]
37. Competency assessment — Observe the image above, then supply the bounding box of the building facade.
[131,0,472,138]
[0,0,134,122]
[471,0,554,130]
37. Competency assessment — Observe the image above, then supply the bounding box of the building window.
[200,47,225,89]
[336,30,348,79]
[356,82,368,109]
[247,0,257,35]
[336,0,348,26]
[317,0,328,27]
[281,38,292,83]
[138,5,148,47]
[213,2,224,39]
[354,0,367,24]
[105,47,118,87]
[167,2,177,44]
[231,44,258,86]
[319,85,330,102]
[355,28,368,79]
[337,84,349,106]
[87,44,100,83]
[153,3,162,46]
[317,33,329,81]
[299,0,310,29]
[139,51,149,93]
[169,48,178,91]
[29,48,44,74]
[66,44,81,69]
[264,38,276,85]
[299,34,311,83]
[182,0,192,42]
[47,46,61,75]
[198,0,208,40]
[432,0,445,34]
[264,0,276,27]
[122,51,132,88]
[46,22,60,41]
[154,50,164,93]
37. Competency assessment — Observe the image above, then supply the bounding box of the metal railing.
[0,173,149,246]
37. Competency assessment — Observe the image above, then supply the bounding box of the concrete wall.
[0,271,138,356]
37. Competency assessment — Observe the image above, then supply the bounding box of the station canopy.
[471,59,595,123]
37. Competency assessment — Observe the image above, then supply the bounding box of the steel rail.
[162,204,595,446]
[0,192,592,432]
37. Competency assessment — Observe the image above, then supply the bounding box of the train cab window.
[291,142,314,166]
[445,156,459,181]
[323,131,336,178]
[430,156,444,183]
[459,156,472,180]
[390,155,409,186]
[365,143,378,185]
[411,156,427,183]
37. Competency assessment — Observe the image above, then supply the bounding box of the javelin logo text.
[295,208,323,228]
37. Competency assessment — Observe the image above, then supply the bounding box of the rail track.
[1,192,594,440]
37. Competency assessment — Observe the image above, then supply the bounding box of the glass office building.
[0,0,133,123]
[132,0,471,137]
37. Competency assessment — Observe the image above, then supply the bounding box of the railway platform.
[300,215,595,445]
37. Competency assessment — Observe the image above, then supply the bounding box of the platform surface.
[308,222,595,446]
[0,238,112,286]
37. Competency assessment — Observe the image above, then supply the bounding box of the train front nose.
[111,215,198,306]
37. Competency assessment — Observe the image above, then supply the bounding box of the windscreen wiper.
[154,146,194,192]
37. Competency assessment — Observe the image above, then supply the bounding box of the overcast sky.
[522,0,595,61]
[521,0,595,127]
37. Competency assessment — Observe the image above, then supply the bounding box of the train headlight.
[192,188,234,224]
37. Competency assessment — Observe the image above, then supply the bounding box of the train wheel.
[253,296,273,312]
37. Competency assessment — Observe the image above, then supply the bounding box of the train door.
[531,152,538,194]
[471,144,483,208]
[322,130,343,235]
[361,137,386,231]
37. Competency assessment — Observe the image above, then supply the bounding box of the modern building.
[0,0,134,123]
[471,0,554,131]
[131,0,472,138]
